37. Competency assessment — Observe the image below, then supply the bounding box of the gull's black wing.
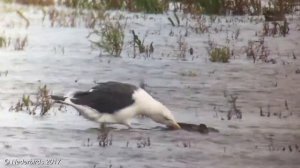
[70,82,138,114]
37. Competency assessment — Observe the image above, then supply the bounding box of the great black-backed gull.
[51,81,181,129]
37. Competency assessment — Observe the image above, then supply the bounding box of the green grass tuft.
[209,46,230,63]
[90,19,125,57]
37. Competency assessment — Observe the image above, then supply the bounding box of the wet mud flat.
[1,56,300,168]
[0,2,300,168]
[1,115,300,168]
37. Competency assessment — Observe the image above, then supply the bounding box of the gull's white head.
[133,88,181,129]
[149,105,181,129]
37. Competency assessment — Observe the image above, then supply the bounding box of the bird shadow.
[84,122,219,134]
[85,125,169,134]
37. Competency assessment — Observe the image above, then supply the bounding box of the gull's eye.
[163,116,171,121]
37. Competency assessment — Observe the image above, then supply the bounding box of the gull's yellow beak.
[168,122,181,130]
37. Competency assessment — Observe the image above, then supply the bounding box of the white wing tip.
[64,90,78,98]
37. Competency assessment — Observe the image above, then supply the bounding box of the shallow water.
[0,3,300,168]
